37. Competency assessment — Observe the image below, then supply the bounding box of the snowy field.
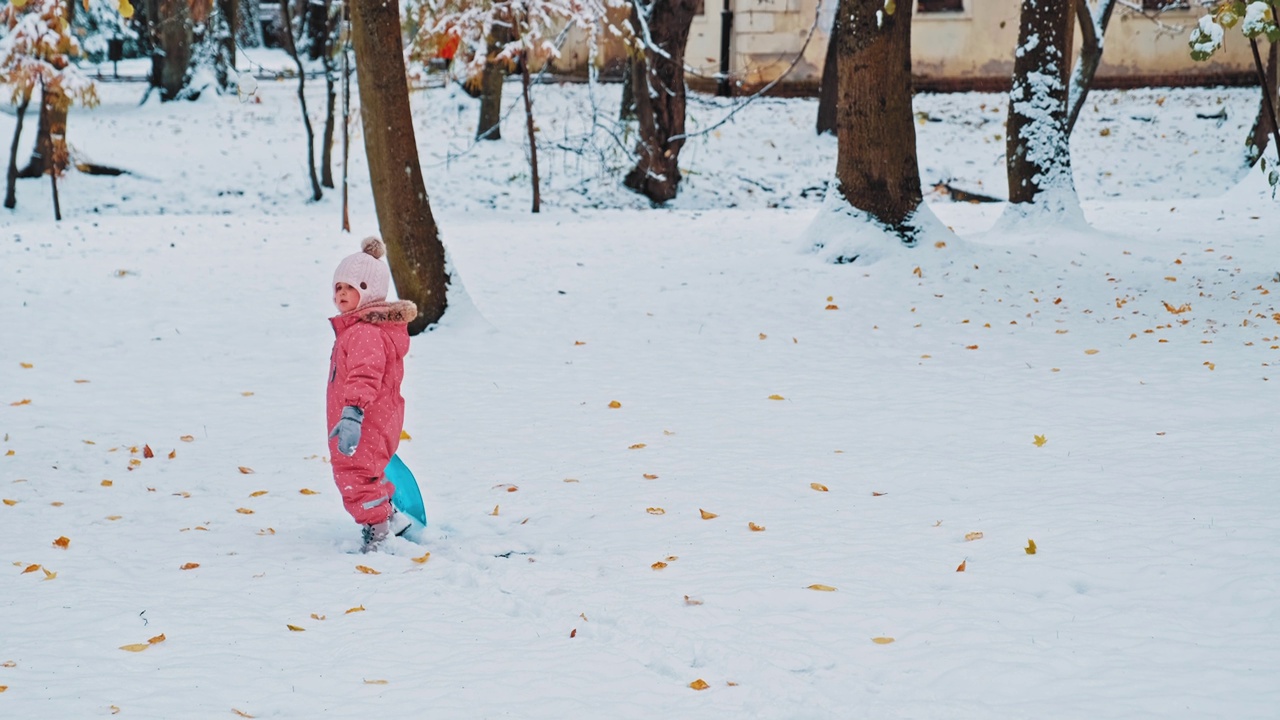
[2,71,1279,718]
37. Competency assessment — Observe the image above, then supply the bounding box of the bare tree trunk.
[477,25,512,141]
[1006,0,1077,208]
[18,94,68,178]
[341,0,351,231]
[1066,0,1116,136]
[833,0,924,241]
[624,0,699,204]
[50,169,61,221]
[157,0,194,101]
[5,92,31,209]
[281,0,324,201]
[350,0,449,332]
[519,49,541,213]
[320,0,337,188]
[816,14,838,135]
[1246,40,1279,167]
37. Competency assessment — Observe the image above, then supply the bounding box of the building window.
[918,0,963,12]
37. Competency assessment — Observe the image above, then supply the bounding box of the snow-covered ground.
[2,71,1278,718]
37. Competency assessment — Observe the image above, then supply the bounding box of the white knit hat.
[333,237,390,308]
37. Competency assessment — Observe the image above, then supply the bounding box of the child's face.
[334,282,360,313]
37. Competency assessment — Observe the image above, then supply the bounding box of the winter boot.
[360,510,413,553]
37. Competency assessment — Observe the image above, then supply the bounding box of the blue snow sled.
[386,454,427,527]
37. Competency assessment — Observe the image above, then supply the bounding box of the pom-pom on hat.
[333,236,391,308]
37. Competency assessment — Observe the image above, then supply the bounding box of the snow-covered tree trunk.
[215,0,238,91]
[624,0,699,204]
[350,0,449,332]
[832,0,926,241]
[1005,0,1080,218]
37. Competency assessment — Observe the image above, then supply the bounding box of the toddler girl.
[327,237,417,552]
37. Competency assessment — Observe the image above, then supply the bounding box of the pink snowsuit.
[327,300,417,525]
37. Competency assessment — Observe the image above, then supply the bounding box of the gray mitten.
[329,405,364,456]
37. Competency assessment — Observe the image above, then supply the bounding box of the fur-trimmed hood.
[350,300,418,325]
[332,300,418,327]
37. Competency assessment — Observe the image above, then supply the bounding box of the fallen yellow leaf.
[53,536,70,550]
[119,644,150,652]
[286,625,305,632]
[2,499,16,506]
[74,379,89,384]
[807,584,836,592]
[257,528,275,536]
[563,478,580,483]
[311,613,326,621]
[355,565,380,575]
[41,567,56,580]
[825,304,839,310]
[10,399,31,406]
[646,507,665,515]
[299,488,319,495]
[180,435,194,442]
[608,400,622,408]
[232,709,255,718]
[642,473,658,480]
[180,563,200,570]
[238,466,255,474]
[871,637,895,644]
[19,362,32,368]
[1084,349,1100,355]
[810,483,828,492]
[236,508,255,515]
[400,430,411,441]
[490,505,499,516]
[684,595,703,606]
[106,515,121,521]
[574,340,586,346]
[651,561,668,570]
[21,564,40,574]
[748,522,765,532]
[345,605,365,614]
[364,679,389,685]
[956,560,967,572]
[689,679,710,691]
[143,445,154,459]
[4,450,13,456]
[101,479,113,487]
[699,509,718,520]
[1033,434,1047,447]
[964,531,984,542]
[412,553,431,564]
[147,634,165,645]
[767,394,785,400]
[629,443,647,450]
[250,490,268,497]
[110,705,119,714]
[241,391,255,397]
[168,449,176,459]
[1025,539,1037,555]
